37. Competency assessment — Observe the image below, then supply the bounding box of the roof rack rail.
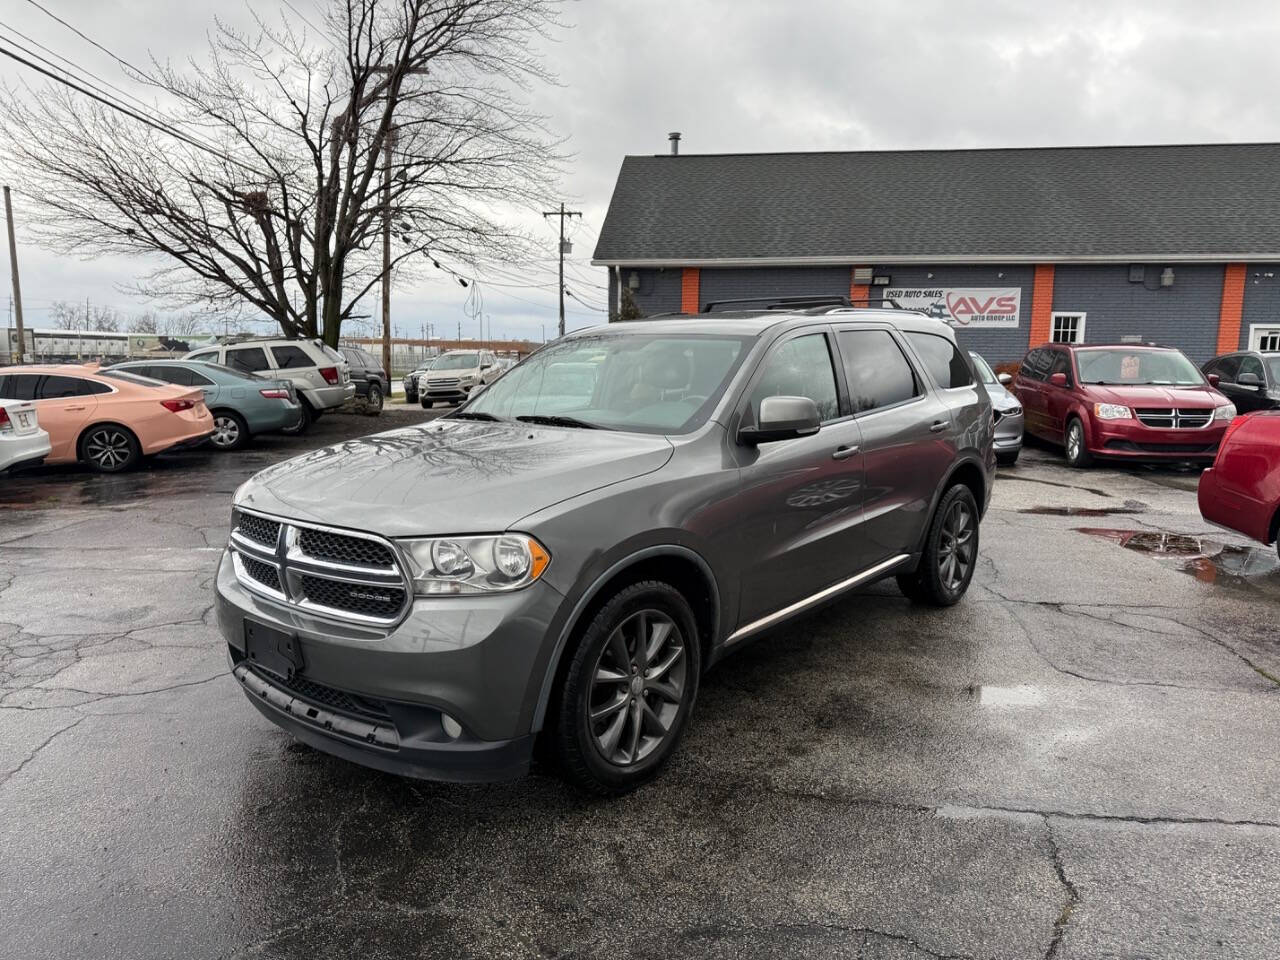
[701,295,894,313]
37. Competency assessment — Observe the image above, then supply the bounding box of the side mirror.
[997,372,1013,386]
[739,396,821,445]
[1206,373,1221,387]
[1238,372,1263,388]
[1049,372,1069,387]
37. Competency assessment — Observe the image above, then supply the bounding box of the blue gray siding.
[1052,264,1224,363]
[625,268,684,315]
[699,266,851,310]
[1240,264,1280,350]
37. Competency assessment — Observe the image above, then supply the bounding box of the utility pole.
[3,186,25,364]
[380,124,397,384]
[541,202,581,337]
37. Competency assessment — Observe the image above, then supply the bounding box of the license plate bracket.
[244,620,304,680]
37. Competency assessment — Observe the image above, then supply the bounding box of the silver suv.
[185,338,355,432]
[215,307,994,793]
[417,349,502,407]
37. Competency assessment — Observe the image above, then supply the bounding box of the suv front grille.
[229,509,410,625]
[297,573,406,620]
[1135,408,1213,429]
[428,377,460,388]
[298,528,394,568]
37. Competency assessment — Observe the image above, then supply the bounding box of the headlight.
[399,534,550,595]
[1000,404,1022,417]
[1094,403,1132,420]
[1213,403,1236,420]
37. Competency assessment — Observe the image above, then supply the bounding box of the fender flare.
[530,544,721,732]
[911,454,991,558]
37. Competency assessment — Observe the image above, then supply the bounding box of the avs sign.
[884,287,1022,329]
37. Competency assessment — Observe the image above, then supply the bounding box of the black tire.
[1064,417,1093,468]
[996,450,1020,466]
[421,399,433,409]
[365,382,384,415]
[553,581,702,795]
[405,390,417,404]
[897,484,979,607]
[281,398,314,435]
[209,410,249,450]
[79,424,141,473]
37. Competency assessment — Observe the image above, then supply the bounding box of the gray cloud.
[3,0,1279,339]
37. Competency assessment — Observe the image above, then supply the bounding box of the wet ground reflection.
[1076,528,1280,588]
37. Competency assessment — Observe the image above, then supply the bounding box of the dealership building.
[592,141,1280,364]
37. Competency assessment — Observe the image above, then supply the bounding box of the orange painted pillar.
[1028,264,1056,347]
[850,266,871,303]
[680,268,700,314]
[1216,263,1247,354]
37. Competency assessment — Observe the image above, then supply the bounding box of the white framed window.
[1248,324,1280,351]
[1050,312,1087,344]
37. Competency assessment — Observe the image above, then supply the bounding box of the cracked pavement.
[2,418,1279,960]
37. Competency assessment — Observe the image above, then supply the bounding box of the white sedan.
[0,398,51,472]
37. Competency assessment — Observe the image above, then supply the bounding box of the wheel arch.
[531,544,720,732]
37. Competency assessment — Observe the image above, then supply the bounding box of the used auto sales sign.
[883,287,1021,328]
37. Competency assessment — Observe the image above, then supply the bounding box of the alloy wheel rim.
[369,386,383,410]
[937,500,974,593]
[1067,424,1081,460]
[86,430,130,469]
[212,416,240,447]
[588,609,687,766]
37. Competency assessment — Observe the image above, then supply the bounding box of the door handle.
[831,445,860,460]
[929,420,949,433]
[64,405,87,411]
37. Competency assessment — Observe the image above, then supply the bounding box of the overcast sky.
[3,0,1280,342]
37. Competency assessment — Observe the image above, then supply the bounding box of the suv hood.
[234,419,674,536]
[1084,384,1224,407]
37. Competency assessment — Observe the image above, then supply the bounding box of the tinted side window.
[749,333,840,424]
[83,379,112,395]
[836,330,919,413]
[227,347,271,372]
[1021,349,1051,381]
[36,375,92,399]
[5,374,37,400]
[271,345,313,369]
[1049,351,1072,383]
[188,350,218,364]
[1210,356,1241,381]
[1238,355,1265,381]
[0,375,8,397]
[150,366,206,387]
[907,332,973,389]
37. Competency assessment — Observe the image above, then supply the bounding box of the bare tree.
[0,0,562,345]
[50,300,122,331]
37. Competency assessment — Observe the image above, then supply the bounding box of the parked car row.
[0,337,384,474]
[403,350,515,405]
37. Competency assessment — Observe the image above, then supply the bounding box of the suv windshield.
[463,333,750,433]
[968,352,998,385]
[432,353,480,370]
[1075,348,1205,386]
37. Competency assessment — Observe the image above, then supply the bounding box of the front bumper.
[1087,418,1226,461]
[993,411,1024,452]
[422,381,473,403]
[214,549,564,781]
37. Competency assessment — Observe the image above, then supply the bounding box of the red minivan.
[1013,343,1236,468]
[1198,411,1280,555]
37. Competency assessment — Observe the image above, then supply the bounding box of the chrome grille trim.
[1134,408,1214,429]
[229,507,411,626]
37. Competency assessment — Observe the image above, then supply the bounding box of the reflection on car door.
[1043,349,1074,438]
[1014,348,1050,438]
[838,327,956,564]
[733,329,867,627]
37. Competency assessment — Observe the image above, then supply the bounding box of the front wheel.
[209,410,249,450]
[79,425,141,473]
[553,581,701,795]
[897,484,979,607]
[364,382,384,415]
[420,399,433,409]
[1064,418,1093,468]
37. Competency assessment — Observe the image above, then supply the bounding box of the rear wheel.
[79,425,140,473]
[209,410,249,450]
[897,484,979,606]
[365,382,384,415]
[1064,417,1093,468]
[553,581,701,795]
[281,398,314,435]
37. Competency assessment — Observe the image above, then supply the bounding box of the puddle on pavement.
[1021,499,1146,517]
[1076,528,1280,587]
[968,684,1045,708]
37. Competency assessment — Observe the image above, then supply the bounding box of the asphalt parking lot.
[2,412,1279,960]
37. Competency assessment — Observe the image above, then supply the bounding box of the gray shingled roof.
[592,144,1280,264]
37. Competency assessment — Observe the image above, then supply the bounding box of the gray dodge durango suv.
[215,307,995,793]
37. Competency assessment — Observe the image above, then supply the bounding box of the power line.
[0,38,271,179]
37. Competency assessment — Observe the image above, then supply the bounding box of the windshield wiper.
[448,411,504,422]
[515,414,603,430]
